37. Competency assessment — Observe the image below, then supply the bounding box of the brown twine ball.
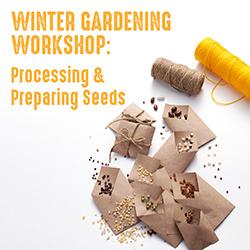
[151,58,205,95]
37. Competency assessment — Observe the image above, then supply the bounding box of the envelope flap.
[129,154,161,184]
[163,104,216,147]
[195,174,235,229]
[153,168,172,192]
[112,169,134,199]
[163,104,190,130]
[176,209,218,250]
[154,133,197,174]
[132,181,164,217]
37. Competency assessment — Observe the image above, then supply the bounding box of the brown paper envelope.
[111,120,155,158]
[154,131,198,174]
[172,173,235,229]
[108,103,155,132]
[92,167,139,235]
[153,167,173,193]
[132,182,183,248]
[128,154,161,183]
[175,207,218,250]
[163,104,216,147]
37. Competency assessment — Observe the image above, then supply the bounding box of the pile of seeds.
[177,132,195,153]
[180,179,196,198]
[185,210,194,224]
[141,195,158,211]
[136,165,153,184]
[168,106,188,120]
[111,197,136,233]
[98,175,113,196]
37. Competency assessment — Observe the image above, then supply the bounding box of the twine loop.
[109,127,150,162]
[106,111,155,129]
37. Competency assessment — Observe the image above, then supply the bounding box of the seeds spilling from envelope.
[112,197,136,233]
[91,103,234,250]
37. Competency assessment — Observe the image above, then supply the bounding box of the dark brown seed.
[238,186,241,189]
[171,106,177,113]
[220,177,223,180]
[168,112,174,118]
[226,190,229,194]
[184,114,188,120]
[153,104,158,111]
[175,110,182,117]
[150,97,155,104]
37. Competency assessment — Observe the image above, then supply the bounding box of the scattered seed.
[153,104,158,111]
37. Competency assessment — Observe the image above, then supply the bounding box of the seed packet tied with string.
[174,206,218,250]
[107,103,156,133]
[91,167,139,235]
[109,120,155,160]
[128,154,161,184]
[131,181,183,248]
[171,173,235,230]
[154,131,198,174]
[162,104,216,147]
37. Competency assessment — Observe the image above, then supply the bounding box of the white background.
[0,0,250,249]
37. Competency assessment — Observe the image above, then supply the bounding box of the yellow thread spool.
[195,37,250,103]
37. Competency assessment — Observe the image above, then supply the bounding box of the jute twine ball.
[151,58,205,95]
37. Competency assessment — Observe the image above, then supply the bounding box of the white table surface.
[0,0,250,249]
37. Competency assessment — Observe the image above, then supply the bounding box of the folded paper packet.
[171,172,235,229]
[174,206,218,250]
[154,131,198,174]
[107,103,155,133]
[163,104,216,147]
[109,120,155,160]
[132,181,183,248]
[128,154,161,184]
[92,167,139,235]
